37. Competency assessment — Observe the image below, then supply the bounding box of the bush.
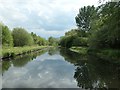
[59,35,76,48]
[12,28,33,46]
[73,37,88,46]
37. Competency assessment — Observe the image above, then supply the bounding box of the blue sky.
[0,0,103,39]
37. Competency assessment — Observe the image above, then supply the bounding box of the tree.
[59,29,88,48]
[12,28,33,46]
[37,36,46,46]
[1,24,13,47]
[89,2,120,49]
[59,35,76,48]
[102,2,120,48]
[65,29,78,36]
[31,32,39,45]
[75,5,96,31]
[48,36,59,46]
[31,32,47,46]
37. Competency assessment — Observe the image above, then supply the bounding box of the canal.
[2,47,120,89]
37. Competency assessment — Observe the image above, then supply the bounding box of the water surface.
[2,48,120,89]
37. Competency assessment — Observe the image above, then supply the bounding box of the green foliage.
[48,36,59,46]
[75,5,96,31]
[89,2,120,49]
[1,23,48,48]
[59,36,74,48]
[31,32,39,44]
[65,29,79,36]
[60,2,120,51]
[12,28,33,46]
[2,46,47,58]
[31,32,47,46]
[65,29,88,37]
[1,23,13,47]
[60,29,88,48]
[73,37,88,46]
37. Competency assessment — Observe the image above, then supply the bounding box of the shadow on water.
[60,48,120,89]
[2,50,47,74]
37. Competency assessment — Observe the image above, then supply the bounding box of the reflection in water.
[60,48,87,65]
[48,47,59,56]
[2,48,77,88]
[2,48,120,89]
[2,50,46,74]
[60,48,120,89]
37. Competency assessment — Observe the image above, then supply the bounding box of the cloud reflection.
[2,52,78,88]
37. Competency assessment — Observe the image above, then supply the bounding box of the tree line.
[59,1,120,50]
[0,23,58,47]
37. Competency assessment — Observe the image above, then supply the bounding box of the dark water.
[2,48,120,89]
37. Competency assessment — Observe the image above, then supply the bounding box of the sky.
[0,0,103,39]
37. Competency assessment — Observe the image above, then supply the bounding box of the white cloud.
[0,0,100,38]
[28,28,67,39]
[35,52,65,61]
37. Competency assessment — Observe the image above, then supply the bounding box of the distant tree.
[12,28,33,46]
[31,32,39,45]
[1,24,13,47]
[59,35,76,48]
[37,36,46,46]
[48,36,59,46]
[31,32,47,46]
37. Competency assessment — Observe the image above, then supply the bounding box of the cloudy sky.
[0,0,102,39]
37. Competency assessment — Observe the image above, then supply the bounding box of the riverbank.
[70,46,120,63]
[1,46,49,59]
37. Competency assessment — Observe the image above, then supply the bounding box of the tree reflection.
[48,47,59,55]
[2,50,46,73]
[74,63,93,89]
[12,54,34,67]
[60,48,120,89]
[2,60,11,74]
[60,48,87,65]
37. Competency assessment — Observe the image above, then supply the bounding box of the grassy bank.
[1,46,49,59]
[70,46,88,55]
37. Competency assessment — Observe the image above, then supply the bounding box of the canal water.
[2,47,120,89]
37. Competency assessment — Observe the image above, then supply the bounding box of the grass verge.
[2,46,48,59]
